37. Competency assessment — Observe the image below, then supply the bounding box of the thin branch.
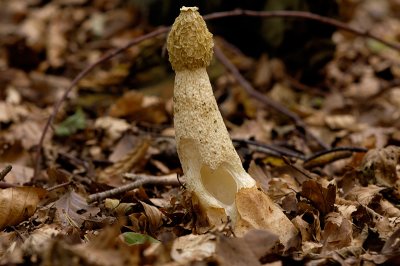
[204,9,400,51]
[282,156,313,180]
[304,146,367,163]
[233,139,306,159]
[214,45,329,149]
[0,182,18,189]
[0,165,12,181]
[286,75,327,96]
[46,181,72,192]
[33,27,169,179]
[87,174,180,203]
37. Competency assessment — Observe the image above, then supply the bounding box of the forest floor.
[1,0,400,265]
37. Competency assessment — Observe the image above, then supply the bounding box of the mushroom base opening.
[200,164,237,206]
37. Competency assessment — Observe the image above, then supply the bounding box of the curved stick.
[204,9,400,51]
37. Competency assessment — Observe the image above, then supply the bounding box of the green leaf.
[55,108,86,137]
[122,232,160,245]
[367,39,388,53]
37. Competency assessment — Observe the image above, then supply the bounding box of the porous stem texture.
[168,7,255,221]
[174,68,256,220]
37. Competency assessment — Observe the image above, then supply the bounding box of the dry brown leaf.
[337,204,358,220]
[242,229,279,258]
[131,102,169,124]
[215,235,262,266]
[292,215,313,244]
[46,14,68,67]
[268,173,301,203]
[235,187,298,247]
[29,72,71,105]
[19,5,54,51]
[382,227,400,256]
[380,199,400,218]
[361,145,400,187]
[139,201,163,234]
[54,190,100,228]
[104,198,134,216]
[0,231,23,264]
[375,214,397,240]
[292,211,321,243]
[345,72,380,99]
[42,225,140,266]
[127,212,145,233]
[109,90,144,118]
[80,64,131,89]
[1,164,33,185]
[248,161,270,192]
[46,167,70,185]
[300,180,336,215]
[22,224,61,255]
[148,198,170,208]
[170,234,216,264]
[94,116,130,145]
[8,120,48,150]
[345,185,384,205]
[324,114,359,131]
[301,241,324,257]
[0,102,28,123]
[0,186,47,229]
[253,54,272,89]
[108,134,137,163]
[321,212,353,253]
[230,118,272,141]
[98,138,150,184]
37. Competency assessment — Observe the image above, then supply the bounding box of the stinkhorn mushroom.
[167,6,297,245]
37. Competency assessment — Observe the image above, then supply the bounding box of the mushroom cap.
[167,6,213,71]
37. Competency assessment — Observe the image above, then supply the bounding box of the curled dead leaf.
[139,201,163,234]
[104,198,134,216]
[300,180,336,215]
[98,138,150,184]
[321,212,352,253]
[0,187,47,229]
[292,211,321,243]
[361,146,400,187]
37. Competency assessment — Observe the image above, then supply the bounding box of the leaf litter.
[0,0,400,265]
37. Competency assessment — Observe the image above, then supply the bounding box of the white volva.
[167,6,298,245]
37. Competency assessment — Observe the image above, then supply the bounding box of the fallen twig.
[303,146,367,169]
[87,173,181,203]
[46,181,72,192]
[233,139,306,159]
[204,9,400,51]
[282,156,314,180]
[0,182,18,189]
[0,165,12,181]
[153,134,306,159]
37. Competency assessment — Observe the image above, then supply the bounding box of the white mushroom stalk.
[167,7,297,244]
